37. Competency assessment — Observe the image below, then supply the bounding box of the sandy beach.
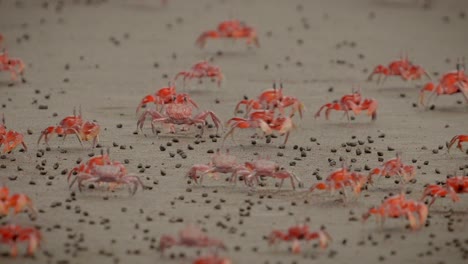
[0,0,467,263]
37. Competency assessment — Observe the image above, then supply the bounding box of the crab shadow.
[374,86,420,93]
[0,80,15,88]
[425,105,468,113]
[198,49,258,58]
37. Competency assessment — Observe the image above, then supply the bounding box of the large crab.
[315,88,378,121]
[196,20,259,48]
[175,61,224,88]
[367,153,415,184]
[0,225,41,257]
[137,103,221,136]
[0,186,36,217]
[69,163,144,195]
[187,149,243,184]
[158,225,226,253]
[419,61,468,106]
[0,115,27,153]
[0,49,25,82]
[268,224,332,254]
[136,85,198,114]
[420,175,467,206]
[37,108,100,148]
[235,157,303,190]
[367,54,430,84]
[362,193,428,230]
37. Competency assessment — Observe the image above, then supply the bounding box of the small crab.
[367,153,415,184]
[367,54,429,84]
[187,149,243,184]
[136,85,199,113]
[159,225,226,254]
[268,224,332,254]
[362,193,428,230]
[315,88,377,121]
[447,134,468,153]
[419,61,468,106]
[175,61,224,88]
[420,175,467,206]
[196,20,259,48]
[237,157,303,190]
[0,49,25,82]
[37,108,100,148]
[309,165,368,198]
[0,225,42,257]
[0,115,27,153]
[0,186,36,217]
[69,163,144,195]
[137,103,221,136]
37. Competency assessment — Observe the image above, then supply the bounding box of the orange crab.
[362,193,428,230]
[419,62,468,106]
[420,175,467,206]
[309,165,368,198]
[368,54,430,84]
[315,88,377,121]
[0,225,41,257]
[37,108,100,148]
[158,225,226,254]
[447,134,468,153]
[136,86,198,114]
[175,61,224,88]
[268,224,331,254]
[0,49,25,82]
[367,153,415,184]
[0,186,36,216]
[196,20,260,48]
[0,115,27,153]
[193,255,231,264]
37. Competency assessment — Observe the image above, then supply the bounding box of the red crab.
[137,103,221,136]
[447,134,468,153]
[315,88,378,121]
[268,224,331,254]
[224,111,295,145]
[420,175,467,206]
[196,20,260,48]
[158,225,226,253]
[362,193,428,230]
[236,157,303,189]
[193,255,231,264]
[0,49,25,82]
[0,224,41,257]
[69,162,144,195]
[136,85,198,113]
[367,153,415,184]
[368,54,429,84]
[37,108,100,148]
[0,187,36,216]
[309,165,368,198]
[419,62,468,106]
[175,61,224,88]
[187,149,243,184]
[0,115,27,153]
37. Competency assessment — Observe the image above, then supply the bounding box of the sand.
[0,0,467,263]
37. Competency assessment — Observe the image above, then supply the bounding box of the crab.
[0,115,27,153]
[235,157,303,190]
[367,153,415,184]
[0,225,41,257]
[0,49,25,82]
[367,54,429,84]
[419,61,468,106]
[420,175,467,206]
[193,255,231,264]
[175,61,224,88]
[158,225,226,253]
[187,149,243,184]
[362,193,428,230]
[224,111,295,145]
[137,103,221,136]
[447,134,468,153]
[268,224,332,254]
[196,20,260,48]
[136,85,198,113]
[315,88,378,121]
[0,187,36,216]
[37,108,100,148]
[309,165,368,198]
[69,163,144,195]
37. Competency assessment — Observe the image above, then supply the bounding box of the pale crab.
[187,149,243,184]
[69,163,145,195]
[137,103,221,136]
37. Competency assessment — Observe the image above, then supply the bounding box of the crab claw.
[195,30,220,48]
[136,94,157,114]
